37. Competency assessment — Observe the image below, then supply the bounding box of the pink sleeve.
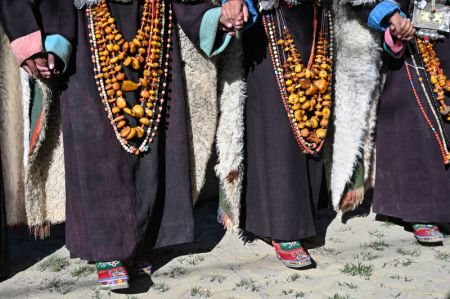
[9,30,44,65]
[384,29,404,54]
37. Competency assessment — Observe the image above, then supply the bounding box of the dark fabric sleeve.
[33,0,78,43]
[0,0,40,41]
[173,2,217,47]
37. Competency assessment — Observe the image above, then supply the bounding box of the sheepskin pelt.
[178,27,219,203]
[216,0,385,229]
[328,0,383,210]
[0,26,26,226]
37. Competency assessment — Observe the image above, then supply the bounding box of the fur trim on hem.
[217,208,237,232]
[339,186,365,213]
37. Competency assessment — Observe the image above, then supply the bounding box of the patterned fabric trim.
[413,224,444,243]
[96,261,129,290]
[272,241,312,268]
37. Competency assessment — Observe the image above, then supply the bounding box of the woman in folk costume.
[24,0,232,290]
[0,0,58,278]
[220,0,334,269]
[363,0,450,244]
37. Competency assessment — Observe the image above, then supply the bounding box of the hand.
[220,0,249,35]
[389,12,416,41]
[22,52,61,79]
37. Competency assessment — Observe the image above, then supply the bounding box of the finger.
[26,60,40,78]
[40,70,52,79]
[47,53,56,70]
[22,64,32,76]
[400,19,410,35]
[243,5,249,23]
[34,56,49,72]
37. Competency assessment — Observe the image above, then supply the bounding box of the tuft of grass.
[381,220,394,227]
[39,278,74,295]
[287,273,301,282]
[328,293,350,299]
[201,274,225,283]
[38,255,69,272]
[338,281,358,290]
[369,230,385,238]
[396,248,420,257]
[317,247,342,256]
[282,289,294,296]
[71,263,95,278]
[169,266,187,278]
[178,254,205,266]
[341,262,373,279]
[234,278,260,292]
[152,282,169,293]
[190,286,211,298]
[390,275,412,282]
[353,251,380,261]
[294,291,306,298]
[434,250,450,262]
[328,237,345,244]
[361,240,391,251]
[393,258,415,267]
[91,288,101,299]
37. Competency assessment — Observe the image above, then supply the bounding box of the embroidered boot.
[96,261,129,290]
[272,241,312,268]
[412,224,444,244]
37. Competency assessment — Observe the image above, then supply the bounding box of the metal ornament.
[413,0,450,40]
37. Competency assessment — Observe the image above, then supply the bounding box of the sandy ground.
[0,199,449,299]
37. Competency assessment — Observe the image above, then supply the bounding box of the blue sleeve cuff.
[221,0,258,31]
[200,7,233,57]
[368,0,401,32]
[44,34,72,73]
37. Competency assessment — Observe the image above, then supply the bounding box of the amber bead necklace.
[86,0,172,155]
[405,43,450,165]
[416,38,450,122]
[262,2,333,155]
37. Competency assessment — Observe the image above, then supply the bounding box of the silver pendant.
[73,0,102,9]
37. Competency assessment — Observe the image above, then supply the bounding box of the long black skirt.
[59,2,213,261]
[242,3,324,241]
[373,39,450,223]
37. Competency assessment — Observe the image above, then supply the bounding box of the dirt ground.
[0,198,449,299]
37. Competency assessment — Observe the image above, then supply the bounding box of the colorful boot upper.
[96,261,129,290]
[412,224,444,243]
[272,241,312,268]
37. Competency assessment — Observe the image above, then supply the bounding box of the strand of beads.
[87,0,172,155]
[405,44,450,165]
[262,6,333,155]
[417,38,450,121]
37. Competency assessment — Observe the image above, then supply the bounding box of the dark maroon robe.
[242,3,324,241]
[372,0,450,223]
[37,0,217,261]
